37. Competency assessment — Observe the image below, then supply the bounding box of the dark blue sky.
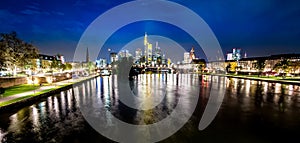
[1,0,300,61]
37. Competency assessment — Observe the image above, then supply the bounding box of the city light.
[0,1,300,142]
[27,77,39,85]
[46,76,53,84]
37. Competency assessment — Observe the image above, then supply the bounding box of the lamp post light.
[32,76,35,95]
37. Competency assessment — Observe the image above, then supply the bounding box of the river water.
[0,74,300,143]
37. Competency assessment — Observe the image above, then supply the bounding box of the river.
[0,74,300,143]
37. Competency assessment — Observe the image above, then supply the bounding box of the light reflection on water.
[0,74,299,142]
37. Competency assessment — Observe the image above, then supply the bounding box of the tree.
[22,42,39,68]
[50,54,67,72]
[281,59,290,73]
[0,31,39,75]
[254,59,266,77]
[226,63,231,73]
[87,61,95,73]
[273,59,291,78]
[61,64,66,71]
[50,59,60,71]
[156,56,162,65]
[198,64,204,73]
[65,63,72,71]
[290,61,300,75]
[0,39,7,70]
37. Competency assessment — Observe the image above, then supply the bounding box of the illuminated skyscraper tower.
[135,48,142,62]
[144,33,152,64]
[154,42,162,63]
[147,43,152,64]
[144,32,148,46]
[144,32,148,63]
[144,32,148,58]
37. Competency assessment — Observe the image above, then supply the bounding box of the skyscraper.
[227,53,233,60]
[184,52,190,63]
[144,32,148,46]
[162,54,166,65]
[144,32,148,61]
[154,42,162,63]
[118,50,132,58]
[147,43,152,63]
[144,33,152,64]
[110,52,118,63]
[232,48,241,60]
[135,48,142,62]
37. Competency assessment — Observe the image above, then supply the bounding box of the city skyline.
[1,1,300,141]
[115,34,186,64]
[1,0,300,61]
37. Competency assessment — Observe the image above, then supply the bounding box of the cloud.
[21,2,64,16]
[20,9,42,15]
[0,10,23,31]
[63,20,85,36]
[21,9,64,17]
[20,2,53,16]
[26,4,40,10]
[73,0,114,7]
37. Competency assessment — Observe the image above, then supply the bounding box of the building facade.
[208,53,300,75]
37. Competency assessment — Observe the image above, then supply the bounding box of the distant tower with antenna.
[144,32,152,64]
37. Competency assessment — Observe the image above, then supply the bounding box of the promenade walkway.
[0,75,97,105]
[210,74,300,85]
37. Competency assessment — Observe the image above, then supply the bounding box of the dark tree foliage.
[0,31,39,72]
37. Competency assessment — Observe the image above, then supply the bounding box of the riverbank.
[2,73,299,112]
[0,74,99,112]
[204,73,300,85]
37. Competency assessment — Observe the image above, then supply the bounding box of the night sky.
[1,0,300,61]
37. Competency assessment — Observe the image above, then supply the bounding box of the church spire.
[86,47,90,63]
[190,47,195,61]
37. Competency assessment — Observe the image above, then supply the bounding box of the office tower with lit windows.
[118,50,132,58]
[184,52,190,63]
[110,52,118,63]
[147,43,152,64]
[144,33,152,64]
[135,48,142,62]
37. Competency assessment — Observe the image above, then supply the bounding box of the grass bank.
[1,84,40,98]
[0,75,98,111]
[0,85,64,107]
